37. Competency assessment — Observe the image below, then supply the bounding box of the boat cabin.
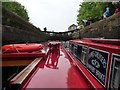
[69,39,120,89]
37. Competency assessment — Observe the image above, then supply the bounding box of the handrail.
[10,57,42,85]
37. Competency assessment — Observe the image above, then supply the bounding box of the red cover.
[2,43,44,53]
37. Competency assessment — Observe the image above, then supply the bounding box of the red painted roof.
[22,45,93,89]
[70,39,120,54]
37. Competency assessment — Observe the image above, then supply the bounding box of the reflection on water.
[45,43,60,69]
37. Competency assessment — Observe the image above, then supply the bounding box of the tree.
[77,2,115,27]
[2,1,29,21]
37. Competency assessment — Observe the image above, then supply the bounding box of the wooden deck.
[2,58,36,67]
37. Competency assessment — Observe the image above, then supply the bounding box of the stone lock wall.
[2,25,47,45]
[80,12,120,39]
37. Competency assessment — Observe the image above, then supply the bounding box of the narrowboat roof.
[70,39,120,52]
[11,43,97,89]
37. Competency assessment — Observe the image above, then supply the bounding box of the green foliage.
[2,1,29,21]
[77,2,115,26]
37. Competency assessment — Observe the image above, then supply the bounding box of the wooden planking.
[1,58,35,67]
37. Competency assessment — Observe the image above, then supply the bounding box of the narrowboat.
[69,39,120,89]
[2,39,120,89]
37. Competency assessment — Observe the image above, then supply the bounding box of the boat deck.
[21,45,92,89]
[2,58,35,67]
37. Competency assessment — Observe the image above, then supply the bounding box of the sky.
[16,0,83,32]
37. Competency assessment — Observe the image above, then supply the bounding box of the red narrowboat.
[69,39,120,89]
[3,39,120,89]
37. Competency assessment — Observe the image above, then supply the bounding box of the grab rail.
[10,57,42,88]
